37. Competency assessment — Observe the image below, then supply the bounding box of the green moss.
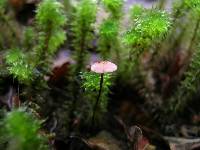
[5,49,33,84]
[99,19,119,40]
[184,0,200,12]
[72,0,97,49]
[81,72,111,112]
[102,0,123,18]
[36,0,67,56]
[123,8,171,47]
[130,4,144,20]
[2,109,48,150]
[72,0,97,72]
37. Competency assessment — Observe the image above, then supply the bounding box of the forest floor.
[2,0,200,150]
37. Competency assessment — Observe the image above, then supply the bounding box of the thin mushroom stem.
[92,73,104,125]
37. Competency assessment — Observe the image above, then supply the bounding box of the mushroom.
[90,61,117,125]
[91,61,117,74]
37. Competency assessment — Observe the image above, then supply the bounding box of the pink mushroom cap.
[91,61,117,74]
